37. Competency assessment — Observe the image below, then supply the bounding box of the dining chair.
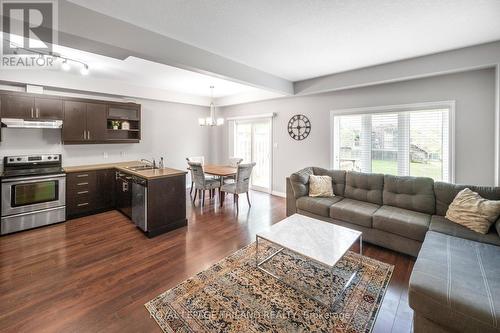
[186,156,205,195]
[224,157,243,184]
[188,162,220,206]
[220,162,256,211]
[228,157,243,167]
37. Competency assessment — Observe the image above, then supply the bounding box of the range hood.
[1,118,63,129]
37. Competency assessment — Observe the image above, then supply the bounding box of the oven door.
[1,174,66,217]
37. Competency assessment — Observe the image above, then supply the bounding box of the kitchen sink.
[125,165,157,171]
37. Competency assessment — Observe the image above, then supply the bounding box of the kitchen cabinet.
[2,95,32,118]
[95,169,115,210]
[62,101,86,141]
[63,101,108,143]
[86,103,107,141]
[0,90,140,144]
[66,171,97,217]
[1,94,62,120]
[64,162,187,237]
[66,169,115,218]
[34,97,63,120]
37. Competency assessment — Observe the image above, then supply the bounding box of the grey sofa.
[286,167,500,333]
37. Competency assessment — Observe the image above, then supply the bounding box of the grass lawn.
[372,160,442,180]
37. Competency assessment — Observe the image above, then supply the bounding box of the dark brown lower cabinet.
[95,169,116,210]
[146,174,187,237]
[66,169,115,218]
[66,168,187,238]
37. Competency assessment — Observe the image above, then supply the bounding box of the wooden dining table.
[202,164,237,178]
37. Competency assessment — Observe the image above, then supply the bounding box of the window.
[332,103,453,182]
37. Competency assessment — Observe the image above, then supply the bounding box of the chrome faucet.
[141,158,156,168]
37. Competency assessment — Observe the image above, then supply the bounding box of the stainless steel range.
[1,154,66,235]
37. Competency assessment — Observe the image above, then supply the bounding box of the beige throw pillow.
[309,175,334,197]
[446,188,500,234]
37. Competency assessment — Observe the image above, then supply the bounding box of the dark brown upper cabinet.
[1,94,62,120]
[63,101,108,143]
[2,94,33,119]
[35,97,63,120]
[63,101,87,142]
[86,103,107,141]
[0,90,140,144]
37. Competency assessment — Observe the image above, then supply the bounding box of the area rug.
[145,241,393,333]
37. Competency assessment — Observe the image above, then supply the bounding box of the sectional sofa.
[286,167,500,333]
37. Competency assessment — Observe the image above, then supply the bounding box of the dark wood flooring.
[0,191,414,332]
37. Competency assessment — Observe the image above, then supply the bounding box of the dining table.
[202,164,237,178]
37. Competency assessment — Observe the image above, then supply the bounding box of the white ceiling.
[0,42,283,105]
[51,44,278,98]
[68,0,500,81]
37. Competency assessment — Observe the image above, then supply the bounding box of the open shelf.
[107,128,140,132]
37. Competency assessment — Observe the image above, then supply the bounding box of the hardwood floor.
[0,191,415,332]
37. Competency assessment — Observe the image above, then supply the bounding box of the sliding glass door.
[234,118,272,192]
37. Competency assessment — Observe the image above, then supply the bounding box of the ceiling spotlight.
[61,59,70,71]
[80,64,89,75]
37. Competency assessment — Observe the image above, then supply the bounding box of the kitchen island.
[64,161,187,238]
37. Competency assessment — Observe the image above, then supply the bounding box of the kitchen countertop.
[63,161,187,180]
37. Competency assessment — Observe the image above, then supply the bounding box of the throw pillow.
[446,188,500,234]
[309,175,334,197]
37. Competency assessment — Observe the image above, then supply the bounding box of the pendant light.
[199,86,224,126]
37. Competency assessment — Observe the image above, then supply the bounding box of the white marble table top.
[257,214,362,267]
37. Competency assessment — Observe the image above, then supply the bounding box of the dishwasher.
[131,176,148,232]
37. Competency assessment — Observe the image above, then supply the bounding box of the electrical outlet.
[120,151,125,157]
[103,152,108,159]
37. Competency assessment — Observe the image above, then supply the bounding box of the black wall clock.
[288,114,311,141]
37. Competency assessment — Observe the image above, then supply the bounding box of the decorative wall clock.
[287,114,311,141]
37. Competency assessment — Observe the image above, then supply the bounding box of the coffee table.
[255,214,362,311]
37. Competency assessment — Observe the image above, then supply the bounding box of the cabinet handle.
[36,108,39,118]
[87,130,91,140]
[77,182,89,186]
[77,203,89,207]
[76,174,88,178]
[77,190,89,194]
[31,107,34,118]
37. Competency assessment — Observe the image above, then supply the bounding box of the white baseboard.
[271,191,286,198]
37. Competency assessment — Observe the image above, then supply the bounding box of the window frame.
[330,101,455,183]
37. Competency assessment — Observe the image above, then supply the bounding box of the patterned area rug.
[145,241,393,333]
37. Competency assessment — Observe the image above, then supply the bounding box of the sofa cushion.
[430,215,500,246]
[290,167,314,198]
[344,171,384,205]
[296,196,343,217]
[445,188,500,234]
[383,175,435,215]
[434,181,500,216]
[329,198,380,228]
[409,231,500,333]
[309,175,334,197]
[312,167,346,196]
[373,205,430,242]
